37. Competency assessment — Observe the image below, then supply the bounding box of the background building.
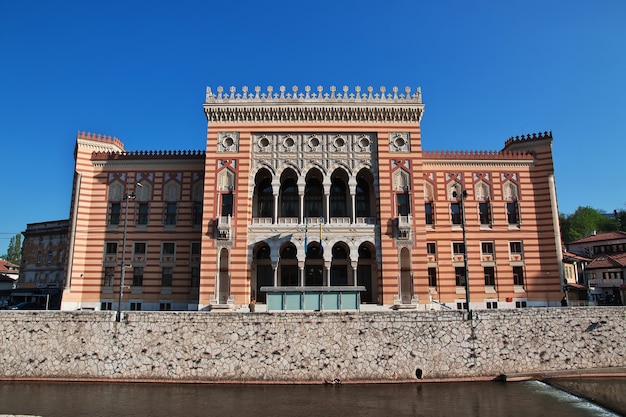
[566,231,626,305]
[60,85,564,311]
[16,220,69,309]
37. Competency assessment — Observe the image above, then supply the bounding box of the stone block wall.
[1,308,624,382]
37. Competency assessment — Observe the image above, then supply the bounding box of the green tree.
[613,209,626,232]
[560,206,620,243]
[3,234,22,265]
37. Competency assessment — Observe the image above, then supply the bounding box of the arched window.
[356,179,370,217]
[280,178,299,218]
[330,178,348,217]
[256,178,274,218]
[304,179,323,218]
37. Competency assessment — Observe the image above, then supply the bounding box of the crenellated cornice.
[90,150,206,169]
[422,149,535,169]
[204,85,424,123]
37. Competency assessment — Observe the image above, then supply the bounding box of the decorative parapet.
[77,131,124,150]
[91,149,206,161]
[422,150,535,160]
[503,131,553,149]
[204,85,424,123]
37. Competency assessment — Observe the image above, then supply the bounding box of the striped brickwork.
[61,87,563,311]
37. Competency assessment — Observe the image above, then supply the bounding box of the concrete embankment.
[1,307,625,383]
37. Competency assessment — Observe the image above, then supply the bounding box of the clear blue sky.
[1,0,625,255]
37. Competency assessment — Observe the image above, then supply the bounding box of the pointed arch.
[253,168,274,219]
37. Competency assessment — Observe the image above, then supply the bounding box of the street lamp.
[116,184,140,322]
[453,185,470,314]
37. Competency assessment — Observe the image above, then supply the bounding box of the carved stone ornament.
[218,132,239,153]
[389,132,410,153]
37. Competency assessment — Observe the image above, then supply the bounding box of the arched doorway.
[279,243,298,286]
[304,242,323,286]
[218,248,230,304]
[399,247,413,304]
[330,243,350,286]
[253,243,273,303]
[357,243,376,303]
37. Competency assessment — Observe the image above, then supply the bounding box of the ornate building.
[60,85,564,311]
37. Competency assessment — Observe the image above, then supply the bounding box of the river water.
[0,379,622,417]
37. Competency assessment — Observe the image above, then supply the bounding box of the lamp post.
[116,188,137,322]
[453,186,470,314]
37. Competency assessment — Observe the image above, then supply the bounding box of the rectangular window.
[481,242,494,255]
[37,251,42,264]
[486,301,498,309]
[165,203,177,225]
[162,242,175,262]
[106,242,118,255]
[190,267,200,288]
[513,265,524,286]
[515,301,527,308]
[47,251,52,264]
[397,192,410,216]
[507,201,519,224]
[162,267,173,287]
[221,193,233,217]
[453,242,465,255]
[428,267,437,287]
[479,202,491,225]
[159,302,171,311]
[190,242,201,261]
[484,266,495,286]
[510,241,523,255]
[137,203,149,225]
[134,242,146,255]
[451,202,462,225]
[456,302,468,310]
[103,267,115,287]
[455,266,466,286]
[101,302,113,311]
[132,267,144,287]
[193,202,203,225]
[109,202,121,225]
[130,302,142,311]
[427,242,436,255]
[425,202,433,225]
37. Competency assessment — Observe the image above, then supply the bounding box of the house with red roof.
[566,231,626,306]
[0,259,20,306]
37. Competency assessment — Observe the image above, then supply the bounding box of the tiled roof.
[587,253,626,269]
[568,231,626,245]
[0,259,19,273]
[562,251,592,262]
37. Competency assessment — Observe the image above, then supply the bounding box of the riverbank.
[1,307,625,383]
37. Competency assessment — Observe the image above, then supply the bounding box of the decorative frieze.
[204,85,424,123]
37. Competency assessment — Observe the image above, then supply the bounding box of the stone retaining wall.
[1,307,625,382]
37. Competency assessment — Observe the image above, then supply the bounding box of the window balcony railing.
[278,217,299,224]
[329,217,351,225]
[217,215,231,240]
[396,215,412,240]
[589,278,623,287]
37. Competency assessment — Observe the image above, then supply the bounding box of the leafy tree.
[613,209,626,232]
[560,206,619,243]
[3,234,22,265]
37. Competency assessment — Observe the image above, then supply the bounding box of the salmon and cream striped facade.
[61,85,564,311]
